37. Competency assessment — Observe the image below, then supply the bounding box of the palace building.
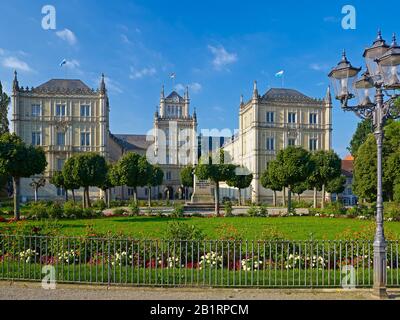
[11,72,110,200]
[221,82,333,203]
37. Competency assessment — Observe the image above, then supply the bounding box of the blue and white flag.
[59,59,67,67]
[275,70,284,78]
[170,72,176,79]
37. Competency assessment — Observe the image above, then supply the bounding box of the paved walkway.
[0,281,398,300]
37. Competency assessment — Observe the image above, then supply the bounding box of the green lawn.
[2,215,400,240]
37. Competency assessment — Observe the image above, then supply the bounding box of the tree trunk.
[13,177,20,220]
[321,184,325,209]
[287,186,292,214]
[134,187,138,205]
[107,189,111,208]
[298,194,301,202]
[65,189,69,202]
[103,188,108,206]
[82,190,86,209]
[214,182,220,216]
[34,187,38,202]
[273,190,277,207]
[282,187,286,206]
[86,187,91,208]
[313,187,317,208]
[238,188,241,206]
[72,189,76,204]
[148,187,151,207]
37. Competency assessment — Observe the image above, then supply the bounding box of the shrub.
[164,221,204,240]
[109,200,127,208]
[129,202,140,216]
[258,204,268,217]
[224,201,233,217]
[260,227,285,241]
[113,208,127,216]
[385,202,400,221]
[92,199,106,211]
[292,200,313,208]
[63,201,83,219]
[247,204,258,217]
[171,203,184,218]
[47,202,63,219]
[29,201,48,219]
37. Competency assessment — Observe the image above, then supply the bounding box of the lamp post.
[328,31,400,298]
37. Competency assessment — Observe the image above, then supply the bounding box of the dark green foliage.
[180,165,194,187]
[164,221,204,241]
[0,82,10,135]
[348,118,373,157]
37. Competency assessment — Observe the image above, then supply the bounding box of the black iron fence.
[0,235,399,288]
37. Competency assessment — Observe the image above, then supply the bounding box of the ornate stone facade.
[221,83,333,203]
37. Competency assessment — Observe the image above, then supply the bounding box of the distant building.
[332,155,358,206]
[222,83,333,203]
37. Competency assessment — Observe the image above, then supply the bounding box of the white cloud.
[208,45,238,70]
[2,56,33,72]
[64,59,80,70]
[121,34,131,44]
[310,63,329,72]
[56,28,77,46]
[0,48,5,55]
[129,67,157,79]
[103,76,123,94]
[174,82,202,94]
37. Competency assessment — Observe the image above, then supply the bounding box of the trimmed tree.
[64,153,107,208]
[226,167,253,205]
[97,163,115,208]
[61,157,81,203]
[275,146,314,213]
[326,175,346,202]
[29,177,46,202]
[111,152,151,204]
[260,160,284,207]
[195,151,236,215]
[0,133,47,219]
[307,150,341,209]
[180,165,194,200]
[50,171,68,201]
[147,165,164,207]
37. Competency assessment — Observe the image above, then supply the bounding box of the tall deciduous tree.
[260,160,284,207]
[0,82,10,135]
[0,133,47,219]
[147,165,164,207]
[180,165,194,200]
[307,150,341,208]
[274,146,314,213]
[348,118,373,157]
[226,167,253,205]
[64,153,107,208]
[195,150,236,215]
[50,171,68,201]
[111,152,151,204]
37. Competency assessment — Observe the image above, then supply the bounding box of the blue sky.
[0,0,399,157]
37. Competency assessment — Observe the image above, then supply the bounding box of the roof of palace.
[113,134,154,151]
[165,91,184,102]
[342,156,354,177]
[260,88,322,104]
[30,79,97,94]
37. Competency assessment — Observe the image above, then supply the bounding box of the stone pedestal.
[191,175,214,204]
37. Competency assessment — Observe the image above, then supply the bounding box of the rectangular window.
[309,113,318,124]
[31,104,41,117]
[56,104,66,116]
[309,138,318,151]
[288,112,296,123]
[57,187,65,196]
[266,111,274,123]
[32,132,41,146]
[266,137,275,151]
[80,132,90,146]
[56,132,65,146]
[166,171,172,180]
[80,105,90,117]
[288,138,296,146]
[57,158,65,171]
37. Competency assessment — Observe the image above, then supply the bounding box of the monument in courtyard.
[191,175,214,204]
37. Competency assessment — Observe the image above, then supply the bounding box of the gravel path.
[0,281,398,300]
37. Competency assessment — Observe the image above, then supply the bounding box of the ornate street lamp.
[328,31,400,298]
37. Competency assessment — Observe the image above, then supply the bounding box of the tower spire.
[100,73,106,93]
[185,86,189,100]
[252,80,258,100]
[161,84,165,99]
[240,94,244,105]
[325,86,332,104]
[12,70,19,93]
